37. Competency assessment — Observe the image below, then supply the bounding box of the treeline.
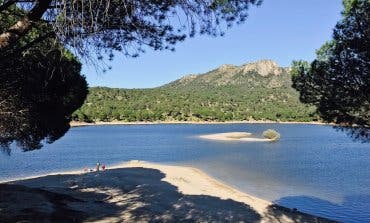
[72,70,318,123]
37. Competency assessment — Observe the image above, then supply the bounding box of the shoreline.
[1,161,334,222]
[70,120,329,127]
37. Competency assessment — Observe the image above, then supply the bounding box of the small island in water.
[200,129,281,142]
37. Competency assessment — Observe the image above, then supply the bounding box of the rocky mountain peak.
[241,60,282,76]
[170,59,286,87]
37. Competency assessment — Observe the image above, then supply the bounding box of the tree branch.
[0,31,55,62]
[0,0,52,50]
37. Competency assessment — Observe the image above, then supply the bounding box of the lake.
[1,124,369,222]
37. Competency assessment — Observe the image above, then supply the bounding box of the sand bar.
[0,160,334,222]
[199,132,274,142]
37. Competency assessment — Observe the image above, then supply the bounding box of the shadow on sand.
[0,167,336,222]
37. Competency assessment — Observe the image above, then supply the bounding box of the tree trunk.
[0,17,32,49]
[0,0,52,50]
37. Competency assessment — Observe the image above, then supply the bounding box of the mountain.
[72,60,317,122]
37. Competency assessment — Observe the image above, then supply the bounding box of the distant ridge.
[73,60,317,122]
[165,60,288,88]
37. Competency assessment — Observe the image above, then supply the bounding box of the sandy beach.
[70,120,328,127]
[0,160,334,222]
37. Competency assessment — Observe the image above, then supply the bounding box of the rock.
[241,60,283,76]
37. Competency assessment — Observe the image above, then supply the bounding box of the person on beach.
[102,164,106,171]
[96,162,100,171]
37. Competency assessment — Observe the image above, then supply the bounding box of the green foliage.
[291,0,370,142]
[262,129,280,141]
[343,0,358,15]
[315,41,335,61]
[73,64,317,123]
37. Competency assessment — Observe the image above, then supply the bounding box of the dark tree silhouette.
[0,10,88,152]
[291,0,369,142]
[0,48,88,152]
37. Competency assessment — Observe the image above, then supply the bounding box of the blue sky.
[83,0,343,89]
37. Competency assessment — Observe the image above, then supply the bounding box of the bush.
[263,129,280,141]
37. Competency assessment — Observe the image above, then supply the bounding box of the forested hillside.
[73,60,318,122]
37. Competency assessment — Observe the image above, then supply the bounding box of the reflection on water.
[1,124,369,222]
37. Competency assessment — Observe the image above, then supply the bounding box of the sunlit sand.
[199,132,274,142]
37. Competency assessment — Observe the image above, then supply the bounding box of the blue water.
[1,124,369,222]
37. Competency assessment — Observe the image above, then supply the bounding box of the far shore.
[70,120,329,127]
[0,160,334,222]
